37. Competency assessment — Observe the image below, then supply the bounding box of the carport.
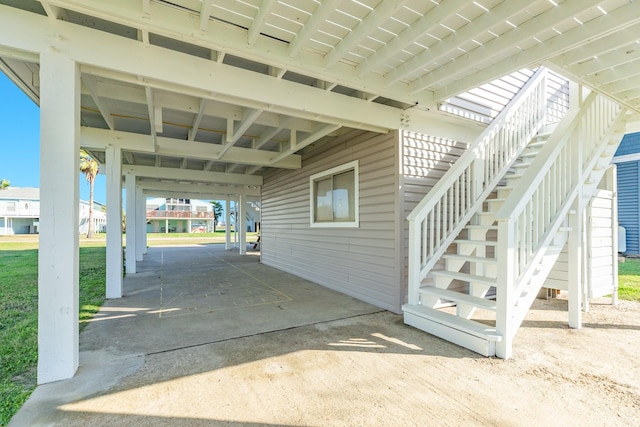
[3,0,640,384]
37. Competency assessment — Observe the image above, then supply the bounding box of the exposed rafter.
[199,0,214,32]
[144,85,158,150]
[324,0,410,68]
[248,0,276,45]
[270,124,341,165]
[255,117,293,150]
[80,127,301,169]
[356,0,465,76]
[188,99,206,141]
[40,0,61,19]
[433,1,640,101]
[82,75,114,130]
[413,0,603,95]
[288,0,339,57]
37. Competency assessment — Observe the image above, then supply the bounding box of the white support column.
[239,194,246,255]
[142,192,148,254]
[225,195,231,250]
[610,166,619,306]
[37,53,80,384]
[135,186,144,261]
[568,114,584,329]
[187,219,192,233]
[568,207,583,329]
[105,145,123,299]
[125,173,137,274]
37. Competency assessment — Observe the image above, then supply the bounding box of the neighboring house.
[146,197,215,233]
[145,197,260,233]
[0,187,106,235]
[612,132,640,255]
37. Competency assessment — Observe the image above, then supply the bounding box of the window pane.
[315,177,333,221]
[332,170,355,221]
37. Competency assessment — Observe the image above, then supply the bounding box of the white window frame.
[309,160,359,228]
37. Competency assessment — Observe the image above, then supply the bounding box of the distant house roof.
[615,132,640,157]
[0,187,40,200]
[0,187,102,208]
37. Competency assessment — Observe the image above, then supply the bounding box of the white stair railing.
[406,68,548,305]
[494,92,625,357]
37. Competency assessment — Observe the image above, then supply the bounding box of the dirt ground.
[15,295,639,427]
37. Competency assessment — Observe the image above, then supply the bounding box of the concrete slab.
[9,244,640,426]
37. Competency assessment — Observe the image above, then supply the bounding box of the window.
[310,161,359,227]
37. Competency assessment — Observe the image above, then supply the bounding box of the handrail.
[495,93,623,280]
[406,68,549,301]
[494,93,625,354]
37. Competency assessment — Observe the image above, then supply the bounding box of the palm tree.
[79,150,99,238]
[0,178,9,190]
[210,201,223,232]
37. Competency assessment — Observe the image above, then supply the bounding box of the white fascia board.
[43,0,433,108]
[80,127,301,169]
[123,165,262,186]
[612,153,640,164]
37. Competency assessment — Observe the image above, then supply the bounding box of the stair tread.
[420,286,497,310]
[466,224,498,230]
[442,254,497,264]
[453,239,498,247]
[431,270,497,285]
[402,304,501,341]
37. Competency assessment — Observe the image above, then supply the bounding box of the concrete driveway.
[9,244,640,426]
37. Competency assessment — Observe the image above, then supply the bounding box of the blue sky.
[0,72,107,203]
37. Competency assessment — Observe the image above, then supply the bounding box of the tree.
[79,150,99,238]
[211,201,223,232]
[0,178,9,189]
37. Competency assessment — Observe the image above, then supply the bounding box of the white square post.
[125,173,137,274]
[238,193,246,255]
[105,145,123,298]
[225,195,231,250]
[37,52,80,384]
[136,186,145,261]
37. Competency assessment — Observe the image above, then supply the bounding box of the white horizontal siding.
[261,130,402,312]
[546,190,616,298]
[588,190,616,298]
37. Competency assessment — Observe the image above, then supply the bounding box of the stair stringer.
[494,96,627,358]
[404,93,626,360]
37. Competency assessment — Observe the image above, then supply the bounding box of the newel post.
[407,218,420,306]
[496,218,515,359]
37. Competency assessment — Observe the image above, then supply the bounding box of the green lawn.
[618,258,640,302]
[0,244,106,426]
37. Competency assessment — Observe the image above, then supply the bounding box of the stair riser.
[404,312,496,357]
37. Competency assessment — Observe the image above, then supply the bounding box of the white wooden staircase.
[403,69,626,358]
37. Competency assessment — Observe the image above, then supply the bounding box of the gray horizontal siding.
[261,130,402,312]
[400,131,469,297]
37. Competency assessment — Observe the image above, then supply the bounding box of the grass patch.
[618,258,640,302]
[0,245,106,426]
